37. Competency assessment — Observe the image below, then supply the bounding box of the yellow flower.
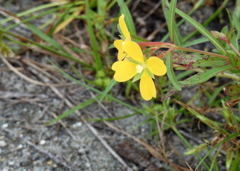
[112,41,167,101]
[114,14,132,61]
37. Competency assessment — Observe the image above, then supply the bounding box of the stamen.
[136,65,143,73]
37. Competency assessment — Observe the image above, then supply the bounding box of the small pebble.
[72,122,82,128]
[17,144,23,149]
[78,147,85,154]
[8,161,15,166]
[0,140,7,147]
[1,123,8,128]
[39,140,46,145]
[85,162,90,167]
[2,167,9,171]
[46,160,53,165]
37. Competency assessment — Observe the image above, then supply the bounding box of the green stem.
[172,127,210,170]
[138,42,174,47]
[229,43,240,56]
[216,72,240,81]
[174,46,229,59]
[137,42,229,59]
[230,149,240,171]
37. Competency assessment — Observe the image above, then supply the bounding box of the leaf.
[168,0,177,43]
[166,52,182,91]
[85,0,103,70]
[182,38,210,47]
[175,8,227,55]
[0,2,69,24]
[192,57,226,68]
[172,52,206,65]
[88,112,138,121]
[226,149,234,170]
[208,84,226,106]
[185,143,208,155]
[175,100,222,130]
[99,79,116,102]
[46,97,97,125]
[181,65,233,85]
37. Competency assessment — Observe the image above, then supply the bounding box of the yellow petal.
[119,14,130,39]
[123,41,144,63]
[114,40,125,60]
[112,61,137,82]
[140,71,156,100]
[147,57,167,76]
[114,40,123,51]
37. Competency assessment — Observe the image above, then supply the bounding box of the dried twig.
[1,55,65,87]
[0,91,48,99]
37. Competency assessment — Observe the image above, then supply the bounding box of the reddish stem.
[138,42,174,46]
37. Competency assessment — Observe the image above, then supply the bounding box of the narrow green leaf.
[161,0,203,42]
[166,52,182,91]
[48,3,75,36]
[230,149,240,171]
[192,57,225,68]
[208,84,226,106]
[2,29,91,67]
[45,97,97,125]
[182,38,209,47]
[210,148,221,171]
[185,143,208,155]
[85,0,103,70]
[99,79,116,102]
[226,149,234,170]
[0,2,72,24]
[168,0,177,43]
[179,102,222,130]
[131,34,150,42]
[14,23,67,54]
[166,0,183,46]
[4,7,62,31]
[183,0,229,42]
[88,112,137,121]
[181,65,233,85]
[175,8,227,55]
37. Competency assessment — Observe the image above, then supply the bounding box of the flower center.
[136,65,143,73]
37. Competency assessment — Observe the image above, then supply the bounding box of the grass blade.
[88,112,137,121]
[85,0,103,70]
[166,52,182,91]
[175,8,227,55]
[46,97,97,125]
[99,78,116,102]
[168,0,177,43]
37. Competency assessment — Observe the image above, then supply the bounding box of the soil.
[0,0,236,171]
